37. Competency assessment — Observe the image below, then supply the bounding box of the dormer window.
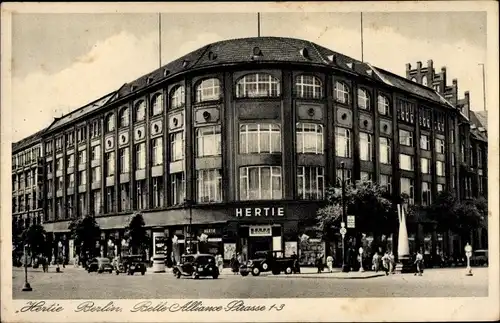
[195,78,220,103]
[134,100,146,122]
[170,85,185,109]
[236,73,280,98]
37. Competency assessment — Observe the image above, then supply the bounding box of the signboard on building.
[347,215,355,228]
[154,235,166,255]
[235,207,284,217]
[249,225,272,237]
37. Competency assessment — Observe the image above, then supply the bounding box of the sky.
[10,11,487,142]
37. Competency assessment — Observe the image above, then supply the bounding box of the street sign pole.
[358,247,364,272]
[464,243,473,276]
[340,223,347,272]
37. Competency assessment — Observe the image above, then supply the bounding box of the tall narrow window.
[240,166,282,200]
[359,132,372,161]
[296,123,324,154]
[435,139,445,154]
[151,93,163,116]
[91,189,101,215]
[436,161,445,176]
[236,73,280,98]
[295,75,323,99]
[152,177,165,208]
[91,166,101,183]
[420,134,430,150]
[170,85,185,109]
[78,193,86,216]
[195,78,220,103]
[196,169,223,203]
[78,170,87,186]
[170,131,184,161]
[240,124,281,154]
[196,125,221,157]
[379,137,391,164]
[170,172,185,205]
[119,183,130,211]
[78,150,87,165]
[119,147,130,173]
[400,177,414,205]
[357,88,370,110]
[105,187,115,213]
[105,152,115,176]
[380,174,392,193]
[91,145,100,161]
[67,173,75,189]
[335,127,351,158]
[135,143,146,170]
[119,107,129,128]
[297,166,325,200]
[421,182,431,206]
[135,100,146,122]
[420,158,430,174]
[334,81,350,104]
[136,180,147,210]
[399,129,413,147]
[151,137,163,165]
[105,113,115,132]
[399,154,414,171]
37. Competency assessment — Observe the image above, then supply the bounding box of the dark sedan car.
[172,254,219,279]
[87,257,114,273]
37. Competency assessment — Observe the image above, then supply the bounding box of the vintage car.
[471,249,488,266]
[172,254,219,279]
[240,250,296,276]
[116,255,147,275]
[87,257,114,274]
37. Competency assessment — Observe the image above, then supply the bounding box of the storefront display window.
[285,241,297,257]
[224,243,236,260]
[299,239,325,266]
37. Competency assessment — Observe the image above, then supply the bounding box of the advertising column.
[152,230,166,273]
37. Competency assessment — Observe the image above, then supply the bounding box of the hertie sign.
[235,207,284,217]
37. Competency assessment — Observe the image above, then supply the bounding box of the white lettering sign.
[249,226,272,237]
[235,207,285,217]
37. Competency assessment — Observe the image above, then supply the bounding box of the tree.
[69,215,101,264]
[12,218,24,265]
[125,212,149,256]
[21,224,47,258]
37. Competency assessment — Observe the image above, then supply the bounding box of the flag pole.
[360,12,364,62]
[257,12,261,37]
[158,13,162,68]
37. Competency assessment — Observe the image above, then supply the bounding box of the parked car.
[240,250,296,276]
[471,249,488,266]
[172,254,219,279]
[87,257,114,273]
[118,255,147,275]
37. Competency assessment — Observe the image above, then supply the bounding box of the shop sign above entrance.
[235,207,284,217]
[249,225,272,237]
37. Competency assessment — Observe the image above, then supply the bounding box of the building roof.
[12,127,46,153]
[44,37,455,133]
[469,110,488,142]
[474,111,487,130]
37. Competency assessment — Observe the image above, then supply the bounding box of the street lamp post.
[185,199,193,253]
[22,243,32,291]
[340,162,349,273]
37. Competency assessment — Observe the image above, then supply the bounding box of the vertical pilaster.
[325,74,335,187]
[184,78,194,202]
[282,69,294,200]
[222,72,234,201]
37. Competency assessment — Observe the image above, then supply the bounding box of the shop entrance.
[248,237,272,258]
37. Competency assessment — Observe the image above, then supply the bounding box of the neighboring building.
[14,37,488,265]
[12,129,45,231]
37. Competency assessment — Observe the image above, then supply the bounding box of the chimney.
[441,67,447,86]
[417,61,422,69]
[463,91,470,120]
[406,63,412,78]
[427,59,433,70]
[427,59,434,80]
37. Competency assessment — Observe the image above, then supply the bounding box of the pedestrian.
[382,251,390,275]
[372,252,380,272]
[291,251,300,274]
[389,251,395,274]
[42,255,49,273]
[74,254,79,268]
[315,254,324,273]
[414,251,424,276]
[217,254,224,274]
[326,255,334,273]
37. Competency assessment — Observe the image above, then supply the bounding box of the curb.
[265,273,386,280]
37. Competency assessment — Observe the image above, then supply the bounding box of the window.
[421,182,431,206]
[135,100,146,122]
[119,183,130,211]
[379,137,391,164]
[78,193,86,216]
[66,133,75,147]
[336,168,352,185]
[451,153,456,167]
[78,150,87,165]
[399,129,413,146]
[450,130,455,144]
[56,176,64,191]
[478,148,483,168]
[399,154,414,171]
[334,81,350,104]
[420,134,430,150]
[91,190,101,215]
[19,174,24,189]
[105,113,115,132]
[78,170,87,186]
[170,85,185,109]
[396,99,415,123]
[469,145,474,167]
[148,137,163,165]
[91,145,100,161]
[67,173,75,189]
[359,132,372,161]
[422,75,428,86]
[91,166,101,183]
[45,141,53,155]
[152,176,165,208]
[436,161,445,176]
[119,147,130,173]
[434,111,445,132]
[67,154,75,168]
[196,169,222,203]
[56,158,63,172]
[135,143,146,170]
[295,75,322,99]
[377,94,390,116]
[151,93,163,116]
[119,107,129,128]
[196,126,221,157]
[169,172,185,205]
[105,187,115,213]
[357,88,370,110]
[240,166,282,200]
[136,180,147,210]
[236,73,280,98]
[55,137,63,151]
[461,144,466,163]
[195,78,220,103]
[296,123,324,154]
[419,108,432,129]
[46,162,53,175]
[297,166,324,200]
[435,139,445,154]
[170,131,184,161]
[411,77,417,82]
[478,175,484,195]
[421,158,431,174]
[89,121,101,139]
[360,171,372,182]
[105,152,115,176]
[77,127,87,143]
[335,127,351,158]
[55,197,63,220]
[240,124,281,154]
[400,177,414,204]
[437,184,445,193]
[433,85,440,92]
[380,174,392,193]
